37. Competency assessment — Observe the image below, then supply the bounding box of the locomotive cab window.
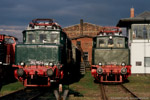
[99,39,105,47]
[96,37,126,48]
[27,33,36,43]
[39,34,46,43]
[5,38,15,44]
[116,38,125,48]
[49,33,59,44]
[25,30,60,44]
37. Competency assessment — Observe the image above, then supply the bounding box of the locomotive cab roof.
[98,26,122,36]
[27,18,62,30]
[94,35,127,39]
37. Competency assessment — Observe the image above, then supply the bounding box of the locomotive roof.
[23,29,62,32]
[32,18,54,22]
[27,18,62,31]
[0,34,18,40]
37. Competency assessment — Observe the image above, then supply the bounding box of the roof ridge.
[63,22,102,29]
[136,11,150,18]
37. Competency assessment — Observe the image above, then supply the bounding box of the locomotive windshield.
[5,38,15,44]
[25,30,60,44]
[97,36,125,48]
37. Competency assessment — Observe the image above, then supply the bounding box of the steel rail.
[120,84,141,100]
[28,92,44,100]
[100,84,108,100]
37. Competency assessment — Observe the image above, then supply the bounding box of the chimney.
[80,19,83,36]
[130,8,134,18]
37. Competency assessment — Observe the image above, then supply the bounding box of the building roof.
[136,11,150,18]
[63,22,102,29]
[117,11,150,27]
[63,22,102,39]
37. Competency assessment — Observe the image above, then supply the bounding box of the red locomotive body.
[0,34,17,82]
[91,27,131,83]
[13,64,63,87]
[91,65,131,82]
[0,34,17,65]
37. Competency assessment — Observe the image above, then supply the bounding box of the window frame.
[144,57,150,67]
[131,24,150,40]
[96,36,125,48]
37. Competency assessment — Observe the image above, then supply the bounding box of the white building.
[117,9,150,74]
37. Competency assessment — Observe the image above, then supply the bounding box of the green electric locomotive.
[91,27,131,83]
[13,19,72,87]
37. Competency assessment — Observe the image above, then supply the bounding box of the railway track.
[100,84,108,100]
[120,84,141,100]
[0,87,51,100]
[0,84,68,100]
[100,84,141,100]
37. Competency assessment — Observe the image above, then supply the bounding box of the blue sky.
[0,0,150,41]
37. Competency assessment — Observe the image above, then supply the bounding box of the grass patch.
[0,81,24,96]
[124,75,150,97]
[68,71,100,96]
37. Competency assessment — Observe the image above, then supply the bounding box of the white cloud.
[0,29,4,31]
[0,25,25,42]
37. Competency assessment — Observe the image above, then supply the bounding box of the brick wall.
[72,37,93,65]
[63,22,102,39]
[63,22,102,65]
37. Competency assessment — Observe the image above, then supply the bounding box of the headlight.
[98,62,102,66]
[46,69,54,77]
[97,67,103,74]
[17,68,24,77]
[49,62,53,66]
[0,62,2,64]
[121,68,127,75]
[121,62,126,66]
[20,62,25,66]
[109,36,112,39]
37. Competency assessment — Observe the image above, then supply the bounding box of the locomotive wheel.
[46,69,54,77]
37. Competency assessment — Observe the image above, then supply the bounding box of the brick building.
[63,20,102,66]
